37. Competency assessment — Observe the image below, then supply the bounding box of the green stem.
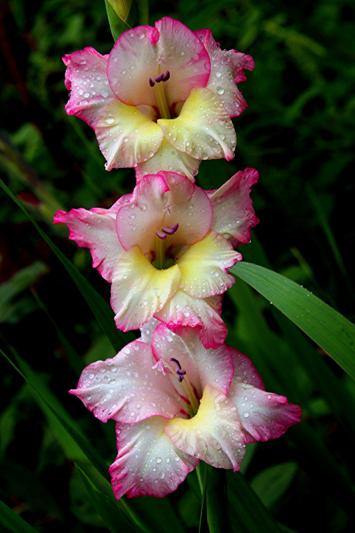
[138,0,149,24]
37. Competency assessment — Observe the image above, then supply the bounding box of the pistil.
[148,70,171,119]
[170,358,199,415]
[153,223,179,269]
[154,234,166,269]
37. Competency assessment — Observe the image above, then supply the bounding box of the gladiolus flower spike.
[63,16,254,179]
[70,324,301,500]
[54,169,259,349]
[59,12,302,503]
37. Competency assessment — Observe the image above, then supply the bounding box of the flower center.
[153,355,200,417]
[151,223,180,270]
[168,357,199,416]
[148,70,171,119]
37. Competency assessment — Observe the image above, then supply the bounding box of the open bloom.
[63,16,254,178]
[54,169,259,348]
[70,323,301,499]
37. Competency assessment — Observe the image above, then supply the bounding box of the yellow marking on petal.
[157,88,236,160]
[166,385,216,433]
[177,232,238,297]
[112,246,181,329]
[96,100,163,169]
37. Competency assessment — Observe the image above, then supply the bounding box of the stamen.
[155,230,167,240]
[170,358,187,383]
[162,223,179,235]
[149,78,155,87]
[152,69,171,118]
[155,70,170,83]
[177,369,187,382]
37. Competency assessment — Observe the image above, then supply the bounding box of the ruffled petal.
[233,383,301,443]
[107,18,210,108]
[135,139,200,181]
[232,349,265,390]
[165,385,245,470]
[154,17,211,106]
[53,204,125,283]
[229,350,301,443]
[209,168,259,246]
[92,100,163,170]
[158,88,236,161]
[63,47,114,120]
[195,30,254,117]
[152,323,234,397]
[178,232,241,298]
[228,50,255,84]
[110,418,198,499]
[107,25,160,108]
[111,247,181,331]
[69,340,182,423]
[116,172,212,253]
[155,290,228,349]
[140,318,160,343]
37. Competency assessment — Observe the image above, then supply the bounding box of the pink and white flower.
[54,169,259,348]
[70,324,301,500]
[63,16,254,178]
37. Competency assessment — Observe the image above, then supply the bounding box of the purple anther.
[155,230,167,240]
[149,78,155,87]
[162,223,179,235]
[170,358,186,383]
[155,71,170,83]
[177,369,187,383]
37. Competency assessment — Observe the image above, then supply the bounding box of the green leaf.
[227,472,282,533]
[0,500,38,533]
[0,178,129,352]
[232,262,355,380]
[251,463,297,509]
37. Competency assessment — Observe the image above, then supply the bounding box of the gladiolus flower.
[70,324,301,499]
[54,169,259,348]
[63,17,254,178]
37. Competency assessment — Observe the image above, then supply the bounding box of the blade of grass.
[0,500,38,533]
[0,178,129,352]
[76,464,135,532]
[205,467,228,533]
[227,472,282,533]
[251,463,297,509]
[196,463,208,533]
[307,185,348,279]
[232,262,355,379]
[0,347,151,533]
[31,291,83,374]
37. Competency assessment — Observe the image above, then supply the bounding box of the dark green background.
[1,0,354,531]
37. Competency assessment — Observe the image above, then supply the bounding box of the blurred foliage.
[0,0,354,531]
